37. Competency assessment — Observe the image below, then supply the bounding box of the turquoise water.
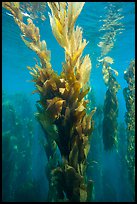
[2,2,135,202]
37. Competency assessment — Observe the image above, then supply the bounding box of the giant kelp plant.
[2,2,96,202]
[123,59,135,200]
[101,58,120,150]
[97,3,122,150]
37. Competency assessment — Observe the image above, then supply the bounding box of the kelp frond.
[2,2,23,21]
[48,2,91,87]
[3,2,51,69]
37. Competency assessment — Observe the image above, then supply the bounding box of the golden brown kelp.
[101,58,120,150]
[3,2,95,201]
[123,60,135,200]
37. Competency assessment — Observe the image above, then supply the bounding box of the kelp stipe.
[101,58,120,150]
[123,60,135,200]
[97,3,122,150]
[2,2,96,202]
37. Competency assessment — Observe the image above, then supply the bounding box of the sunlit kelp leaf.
[83,138,90,158]
[76,55,91,87]
[46,97,64,110]
[48,2,91,81]
[67,2,85,37]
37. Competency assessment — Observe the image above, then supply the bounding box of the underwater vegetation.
[2,92,34,201]
[2,2,96,202]
[2,2,135,202]
[97,3,122,150]
[101,58,120,150]
[2,91,49,202]
[85,85,96,114]
[123,60,135,200]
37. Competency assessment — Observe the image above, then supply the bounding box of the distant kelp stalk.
[101,57,120,150]
[97,3,123,150]
[123,60,135,200]
[2,93,34,202]
[2,2,96,202]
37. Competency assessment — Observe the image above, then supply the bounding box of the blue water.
[2,2,135,202]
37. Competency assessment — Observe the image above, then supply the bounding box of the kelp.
[2,93,34,201]
[123,59,135,200]
[3,2,95,202]
[3,2,51,69]
[101,58,120,150]
[48,2,91,88]
[97,3,121,150]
